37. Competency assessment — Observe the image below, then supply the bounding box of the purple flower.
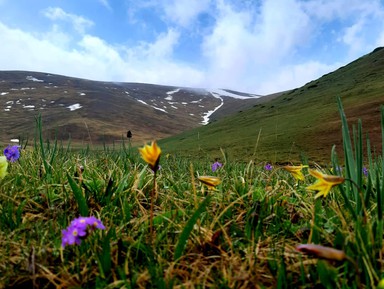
[4,145,21,162]
[211,161,223,172]
[86,216,106,230]
[61,225,86,247]
[61,216,105,248]
[264,163,273,171]
[363,167,368,176]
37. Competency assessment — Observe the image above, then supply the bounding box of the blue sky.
[0,0,383,94]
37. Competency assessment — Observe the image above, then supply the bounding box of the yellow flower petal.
[198,176,221,189]
[0,156,8,179]
[306,169,344,198]
[139,141,161,171]
[282,165,307,181]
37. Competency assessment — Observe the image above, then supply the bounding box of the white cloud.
[43,7,94,34]
[162,0,211,27]
[258,61,339,94]
[303,0,383,20]
[340,20,365,56]
[139,28,180,59]
[201,0,314,92]
[98,0,112,11]
[1,0,384,95]
[0,21,203,87]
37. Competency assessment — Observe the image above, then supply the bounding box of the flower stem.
[150,170,157,244]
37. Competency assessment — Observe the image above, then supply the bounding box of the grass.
[159,47,384,164]
[1,97,384,288]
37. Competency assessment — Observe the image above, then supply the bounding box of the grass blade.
[67,173,89,216]
[174,196,211,261]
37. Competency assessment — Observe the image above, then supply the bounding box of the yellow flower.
[198,176,221,189]
[378,278,384,289]
[0,156,8,179]
[138,141,161,171]
[306,169,345,198]
[282,165,307,181]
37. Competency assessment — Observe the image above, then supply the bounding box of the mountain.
[3,47,383,163]
[0,71,263,145]
[159,47,384,163]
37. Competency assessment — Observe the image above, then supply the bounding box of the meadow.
[1,97,384,288]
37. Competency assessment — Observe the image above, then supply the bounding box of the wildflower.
[363,167,368,176]
[264,163,273,171]
[378,278,384,289]
[306,169,345,198]
[139,141,161,172]
[198,176,222,189]
[295,244,346,261]
[61,216,105,248]
[85,216,106,230]
[282,165,307,181]
[211,161,223,172]
[61,224,86,247]
[3,145,21,162]
[0,156,8,179]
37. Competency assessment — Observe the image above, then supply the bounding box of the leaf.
[67,173,89,216]
[97,228,115,278]
[174,196,210,261]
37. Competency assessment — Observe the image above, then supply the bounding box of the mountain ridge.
[0,70,264,145]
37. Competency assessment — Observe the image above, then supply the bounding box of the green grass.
[1,98,384,288]
[159,47,384,164]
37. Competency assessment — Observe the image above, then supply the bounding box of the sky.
[0,0,384,95]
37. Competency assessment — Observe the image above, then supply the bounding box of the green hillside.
[159,47,384,164]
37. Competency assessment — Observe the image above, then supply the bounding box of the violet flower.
[211,161,223,172]
[363,167,368,176]
[4,145,21,162]
[264,163,273,171]
[61,216,105,248]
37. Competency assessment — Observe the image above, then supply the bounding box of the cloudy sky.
[0,0,383,94]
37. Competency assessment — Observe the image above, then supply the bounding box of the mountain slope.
[159,47,384,163]
[0,71,261,145]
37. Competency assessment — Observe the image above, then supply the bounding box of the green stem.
[150,171,157,245]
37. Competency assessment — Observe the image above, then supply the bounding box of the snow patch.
[201,93,224,125]
[136,99,168,113]
[10,139,19,143]
[207,88,260,99]
[67,103,82,111]
[166,88,179,95]
[26,76,44,82]
[23,105,35,109]
[1,92,9,95]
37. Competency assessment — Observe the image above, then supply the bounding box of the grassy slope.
[159,47,384,164]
